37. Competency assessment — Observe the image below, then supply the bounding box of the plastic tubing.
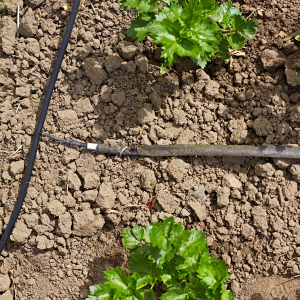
[42,133,300,159]
[0,0,81,255]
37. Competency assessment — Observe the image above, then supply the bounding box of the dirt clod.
[72,210,105,236]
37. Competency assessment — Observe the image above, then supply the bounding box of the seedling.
[120,0,259,68]
[296,34,300,51]
[87,217,233,299]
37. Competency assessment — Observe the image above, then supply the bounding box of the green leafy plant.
[87,217,233,299]
[296,34,300,51]
[120,0,259,68]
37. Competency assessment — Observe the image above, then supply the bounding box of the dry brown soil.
[1,0,300,299]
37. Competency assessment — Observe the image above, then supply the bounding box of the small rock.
[234,73,243,85]
[57,110,79,129]
[18,8,38,37]
[193,184,206,202]
[105,213,121,226]
[251,206,268,230]
[5,0,23,15]
[111,91,126,106]
[173,109,187,126]
[149,92,162,110]
[194,69,210,93]
[167,158,190,182]
[84,172,99,190]
[83,57,107,85]
[23,213,39,229]
[290,93,300,105]
[180,208,190,217]
[217,103,229,118]
[231,189,241,199]
[67,170,81,191]
[15,85,31,97]
[137,104,157,124]
[273,158,297,169]
[117,192,131,206]
[189,202,206,221]
[236,92,246,102]
[261,49,286,72]
[125,61,136,73]
[140,169,156,192]
[26,38,40,56]
[230,280,240,295]
[82,189,98,201]
[0,274,10,292]
[283,181,298,201]
[0,290,13,300]
[97,182,116,209]
[10,221,32,243]
[72,209,105,236]
[36,235,54,250]
[73,97,94,115]
[62,194,76,207]
[222,174,242,189]
[77,45,93,60]
[255,162,275,177]
[269,198,279,208]
[10,160,24,175]
[104,54,122,73]
[204,80,220,99]
[182,72,194,85]
[135,54,148,73]
[253,115,273,136]
[57,212,72,238]
[285,52,300,87]
[62,148,80,165]
[289,164,300,182]
[157,192,180,213]
[246,89,255,100]
[119,41,137,60]
[230,129,247,144]
[47,200,66,216]
[290,104,300,122]
[215,186,230,207]
[1,16,17,55]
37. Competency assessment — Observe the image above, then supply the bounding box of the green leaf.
[232,16,259,40]
[296,34,300,41]
[104,267,129,290]
[87,283,113,299]
[197,258,231,298]
[221,289,234,300]
[122,225,145,249]
[161,288,187,300]
[185,280,209,300]
[178,229,209,259]
[227,32,245,50]
[125,13,155,41]
[217,37,231,59]
[141,289,156,300]
[120,0,157,14]
[210,1,241,29]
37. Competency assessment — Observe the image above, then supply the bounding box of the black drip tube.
[42,132,300,159]
[0,0,81,255]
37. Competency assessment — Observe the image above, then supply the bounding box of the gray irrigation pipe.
[41,132,300,159]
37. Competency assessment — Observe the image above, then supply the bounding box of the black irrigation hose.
[0,0,81,255]
[42,132,300,159]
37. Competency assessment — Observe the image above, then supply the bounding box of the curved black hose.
[0,0,81,254]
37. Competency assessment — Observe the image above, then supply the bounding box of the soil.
[0,0,300,299]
